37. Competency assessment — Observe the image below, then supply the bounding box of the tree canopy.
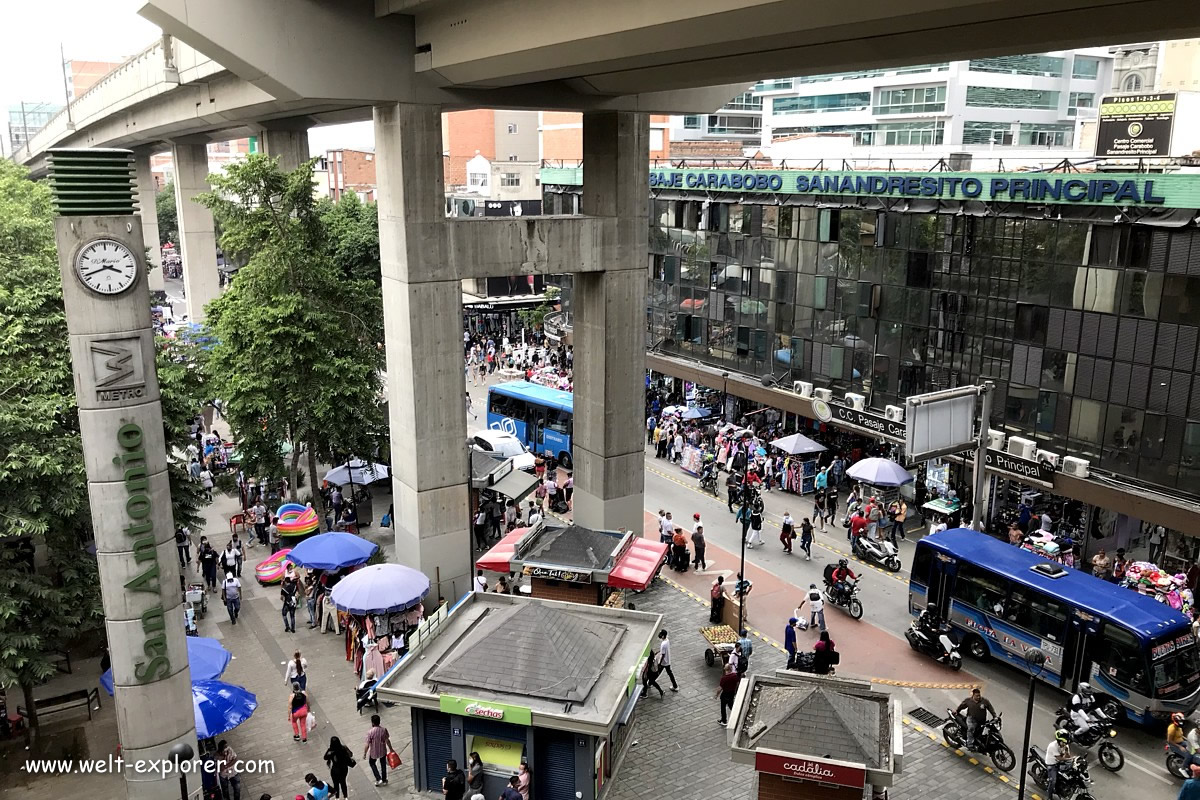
[197,155,385,518]
[156,180,178,246]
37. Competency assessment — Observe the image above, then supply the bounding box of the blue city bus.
[486,381,573,467]
[910,528,1200,724]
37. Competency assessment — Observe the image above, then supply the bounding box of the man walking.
[784,618,798,669]
[175,526,191,570]
[726,471,741,514]
[253,499,268,546]
[656,630,679,692]
[805,583,825,632]
[216,739,242,800]
[363,714,393,787]
[691,524,707,570]
[716,663,741,727]
[221,571,242,625]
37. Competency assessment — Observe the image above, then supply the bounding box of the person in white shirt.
[528,507,543,527]
[284,650,309,690]
[692,513,703,536]
[221,572,242,625]
[474,570,489,593]
[804,583,825,632]
[659,512,674,544]
[656,630,678,692]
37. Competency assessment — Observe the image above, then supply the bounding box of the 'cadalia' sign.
[983,448,1056,489]
[811,399,906,442]
[754,749,867,789]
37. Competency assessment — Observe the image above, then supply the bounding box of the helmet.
[1077,682,1093,696]
[1173,713,1186,726]
[926,602,937,613]
[838,559,848,568]
[1055,729,1070,744]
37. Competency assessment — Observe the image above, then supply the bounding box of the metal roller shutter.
[533,730,576,800]
[423,711,453,791]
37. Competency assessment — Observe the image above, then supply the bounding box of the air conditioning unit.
[812,388,833,403]
[1062,456,1090,478]
[987,429,1006,451]
[1036,450,1062,469]
[844,392,866,411]
[1007,436,1037,460]
[885,405,905,423]
[793,381,814,399]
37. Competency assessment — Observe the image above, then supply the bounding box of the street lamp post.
[169,741,194,800]
[1017,647,1047,800]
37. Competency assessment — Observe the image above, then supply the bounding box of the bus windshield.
[1151,632,1200,699]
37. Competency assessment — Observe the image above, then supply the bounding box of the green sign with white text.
[439,694,533,726]
[543,167,1200,210]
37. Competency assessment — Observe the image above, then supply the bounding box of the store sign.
[983,448,1056,489]
[523,564,592,583]
[812,400,906,442]
[439,695,533,726]
[754,750,866,789]
[1096,93,1175,158]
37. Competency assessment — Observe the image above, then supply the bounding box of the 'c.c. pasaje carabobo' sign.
[644,169,1180,207]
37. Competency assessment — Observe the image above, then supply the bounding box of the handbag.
[386,749,402,769]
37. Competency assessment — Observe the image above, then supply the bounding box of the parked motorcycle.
[822,578,864,620]
[942,709,1016,772]
[1051,706,1124,772]
[852,534,902,572]
[1028,751,1096,800]
[905,620,963,670]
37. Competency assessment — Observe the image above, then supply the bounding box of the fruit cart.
[699,624,738,667]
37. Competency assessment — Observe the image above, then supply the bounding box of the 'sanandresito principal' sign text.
[116,423,171,683]
[645,169,1175,207]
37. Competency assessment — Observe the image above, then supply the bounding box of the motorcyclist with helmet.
[1068,682,1098,736]
[1169,712,1193,768]
[1046,729,1073,799]
[830,559,857,606]
[699,453,717,491]
[917,602,942,638]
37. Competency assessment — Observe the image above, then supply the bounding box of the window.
[500,173,521,187]
[772,92,870,114]
[1067,92,1095,116]
[683,115,701,129]
[963,121,1014,145]
[508,154,518,161]
[754,79,794,91]
[969,55,1065,77]
[951,563,1007,615]
[468,172,486,187]
[1096,625,1149,694]
[1019,123,1074,147]
[506,123,518,134]
[706,115,762,135]
[911,547,933,586]
[1015,303,1048,343]
[965,87,1061,109]
[1160,275,1200,324]
[1124,73,1144,92]
[1004,587,1068,641]
[796,69,885,83]
[1072,56,1101,80]
[895,63,950,75]
[874,85,947,115]
[723,92,762,111]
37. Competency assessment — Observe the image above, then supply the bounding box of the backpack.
[822,563,836,584]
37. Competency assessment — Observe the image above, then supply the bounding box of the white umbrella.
[769,433,827,456]
[846,457,913,487]
[323,459,390,486]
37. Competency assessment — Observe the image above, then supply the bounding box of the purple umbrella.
[330,563,430,614]
[845,457,914,487]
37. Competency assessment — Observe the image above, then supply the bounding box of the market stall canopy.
[490,468,538,502]
[846,457,914,487]
[286,531,378,570]
[607,539,669,591]
[192,679,257,739]
[323,459,390,487]
[682,407,712,420]
[330,563,430,614]
[476,527,527,573]
[769,433,827,456]
[101,637,231,696]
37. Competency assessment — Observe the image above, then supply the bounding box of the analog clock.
[75,238,139,296]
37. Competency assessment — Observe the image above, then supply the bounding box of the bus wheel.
[965,635,990,662]
[558,452,572,470]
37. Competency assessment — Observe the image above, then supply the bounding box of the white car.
[472,430,537,472]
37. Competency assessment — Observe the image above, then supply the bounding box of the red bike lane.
[639,511,979,688]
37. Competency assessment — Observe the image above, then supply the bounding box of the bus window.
[911,546,932,586]
[545,408,570,434]
[1097,625,1149,695]
[1006,588,1069,642]
[951,563,1006,615]
[1150,633,1200,699]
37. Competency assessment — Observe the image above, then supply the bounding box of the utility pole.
[59,43,74,128]
[969,380,995,531]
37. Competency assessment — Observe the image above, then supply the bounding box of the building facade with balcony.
[669,91,764,144]
[747,50,1113,161]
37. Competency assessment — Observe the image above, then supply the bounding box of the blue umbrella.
[682,407,711,420]
[286,532,379,570]
[330,563,430,614]
[192,679,257,740]
[846,457,914,487]
[100,637,232,696]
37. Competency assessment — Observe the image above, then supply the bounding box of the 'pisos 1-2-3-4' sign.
[645,169,1187,208]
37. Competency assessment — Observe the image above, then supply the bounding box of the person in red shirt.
[742,469,762,489]
[849,513,868,542]
[716,663,741,726]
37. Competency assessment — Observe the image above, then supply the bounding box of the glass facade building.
[635,193,1200,497]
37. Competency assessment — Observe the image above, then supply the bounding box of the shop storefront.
[476,522,667,607]
[470,451,539,534]
[377,592,662,800]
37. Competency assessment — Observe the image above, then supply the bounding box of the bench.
[19,687,102,722]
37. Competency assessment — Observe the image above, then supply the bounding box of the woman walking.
[799,517,814,561]
[779,512,794,553]
[285,651,308,691]
[323,736,355,798]
[467,752,485,797]
[288,682,310,743]
[813,491,827,532]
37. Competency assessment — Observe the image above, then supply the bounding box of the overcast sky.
[0,0,370,157]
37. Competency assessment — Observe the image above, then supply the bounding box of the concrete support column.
[375,103,471,602]
[260,128,310,172]
[134,151,165,292]
[171,142,220,321]
[572,112,649,532]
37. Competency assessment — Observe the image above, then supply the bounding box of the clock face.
[76,239,139,296]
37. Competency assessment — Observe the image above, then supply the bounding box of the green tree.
[0,160,101,739]
[157,336,212,533]
[197,155,385,525]
[518,286,561,330]
[156,181,178,246]
[318,193,380,285]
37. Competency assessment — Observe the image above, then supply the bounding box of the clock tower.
[49,149,196,800]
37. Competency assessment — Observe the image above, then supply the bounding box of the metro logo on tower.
[88,337,146,402]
